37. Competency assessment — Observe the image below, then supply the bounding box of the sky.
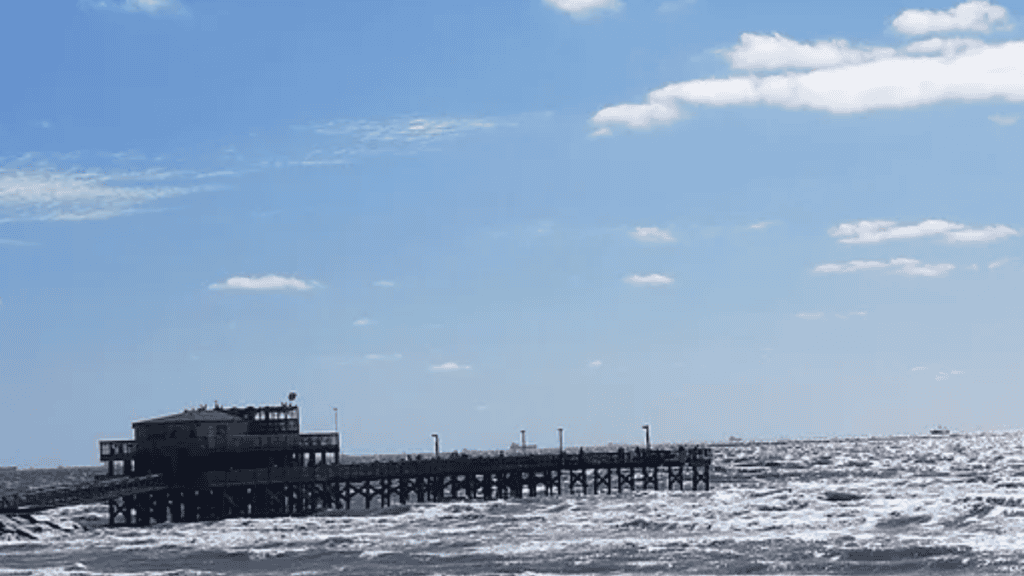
[2,0,1024,468]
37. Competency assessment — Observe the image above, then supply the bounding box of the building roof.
[133,409,244,426]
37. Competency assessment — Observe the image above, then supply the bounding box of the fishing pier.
[1,402,712,526]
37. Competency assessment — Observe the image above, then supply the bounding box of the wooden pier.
[1,402,712,525]
[102,446,711,526]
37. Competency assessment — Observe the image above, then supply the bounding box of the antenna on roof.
[288,391,297,402]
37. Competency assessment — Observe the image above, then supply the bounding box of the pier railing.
[201,446,712,487]
[0,474,165,513]
[100,433,339,461]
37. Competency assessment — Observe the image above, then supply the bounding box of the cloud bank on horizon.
[592,1,1023,131]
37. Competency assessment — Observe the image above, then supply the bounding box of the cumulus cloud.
[912,366,928,371]
[988,258,1010,268]
[892,1,1010,35]
[631,226,675,242]
[209,275,318,291]
[796,312,823,320]
[829,220,1018,243]
[725,33,896,70]
[543,0,621,18]
[624,273,674,286]
[353,318,373,326]
[593,38,1024,128]
[0,168,209,222]
[989,114,1019,125]
[589,360,603,368]
[79,0,191,17]
[749,221,772,229]
[814,258,954,277]
[373,280,395,287]
[590,127,613,138]
[936,371,949,381]
[429,362,471,372]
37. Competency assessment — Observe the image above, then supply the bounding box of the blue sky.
[2,0,1024,467]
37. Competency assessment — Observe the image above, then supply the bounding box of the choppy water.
[4,430,1024,575]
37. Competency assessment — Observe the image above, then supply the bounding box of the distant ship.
[930,426,950,435]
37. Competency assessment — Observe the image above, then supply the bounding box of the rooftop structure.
[100,402,339,482]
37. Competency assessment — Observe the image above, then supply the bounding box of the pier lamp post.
[432,434,440,458]
[642,424,650,451]
[558,428,563,453]
[333,407,340,462]
[521,430,526,451]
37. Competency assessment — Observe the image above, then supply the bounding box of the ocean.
[3,430,1024,575]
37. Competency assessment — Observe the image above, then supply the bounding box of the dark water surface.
[4,431,1024,575]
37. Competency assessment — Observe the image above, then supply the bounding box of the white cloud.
[373,280,395,287]
[936,371,949,381]
[851,311,867,316]
[912,366,927,371]
[951,369,964,374]
[353,318,373,326]
[906,37,985,56]
[749,221,772,229]
[829,219,1018,243]
[813,260,890,273]
[797,312,823,320]
[631,226,675,242]
[989,258,1010,268]
[0,168,208,222]
[589,360,603,368]
[624,273,674,286]
[543,0,621,18]
[295,116,506,165]
[429,362,471,372]
[79,0,191,17]
[209,275,318,291]
[814,258,954,277]
[592,100,684,130]
[989,114,1019,125]
[725,33,896,70]
[364,353,402,362]
[593,39,1024,127]
[947,224,1019,242]
[892,1,1010,35]
[590,127,613,138]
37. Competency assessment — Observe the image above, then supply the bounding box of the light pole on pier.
[642,424,650,451]
[432,434,440,458]
[558,428,563,453]
[521,430,526,451]
[333,407,340,462]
